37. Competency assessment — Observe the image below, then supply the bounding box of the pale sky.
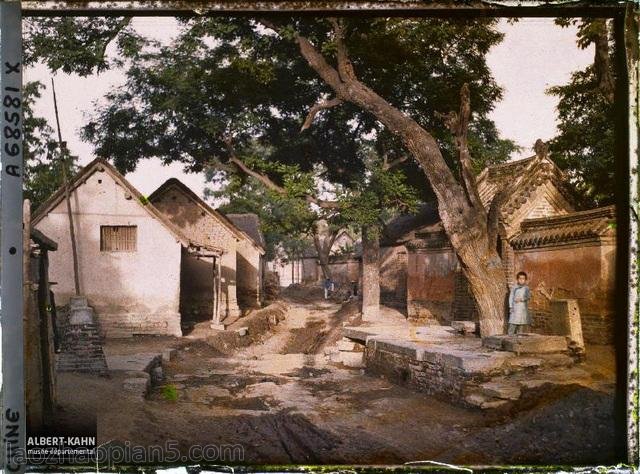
[24,17,593,198]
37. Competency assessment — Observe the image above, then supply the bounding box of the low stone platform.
[343,324,578,409]
[482,333,569,354]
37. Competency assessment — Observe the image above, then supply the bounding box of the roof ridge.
[150,178,265,251]
[32,158,223,254]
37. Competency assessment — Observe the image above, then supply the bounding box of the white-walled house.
[32,159,223,338]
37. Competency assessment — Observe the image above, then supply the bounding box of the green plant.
[161,383,178,402]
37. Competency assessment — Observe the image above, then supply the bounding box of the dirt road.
[58,287,618,466]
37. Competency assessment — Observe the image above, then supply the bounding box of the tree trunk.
[312,221,337,280]
[361,225,380,321]
[295,31,507,335]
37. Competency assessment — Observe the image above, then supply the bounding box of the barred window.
[100,226,137,252]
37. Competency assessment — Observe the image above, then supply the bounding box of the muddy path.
[84,287,619,465]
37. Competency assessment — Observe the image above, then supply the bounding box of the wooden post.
[51,78,81,296]
[211,255,223,329]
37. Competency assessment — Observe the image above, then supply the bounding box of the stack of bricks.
[56,296,108,375]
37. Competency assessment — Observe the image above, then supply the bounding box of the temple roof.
[476,154,576,223]
[510,205,616,250]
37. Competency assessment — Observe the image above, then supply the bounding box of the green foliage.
[23,81,78,210]
[338,161,420,230]
[161,384,178,402]
[24,17,149,76]
[548,19,615,208]
[27,16,516,251]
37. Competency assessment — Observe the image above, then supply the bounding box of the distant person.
[508,271,531,335]
[324,277,331,299]
[351,280,358,298]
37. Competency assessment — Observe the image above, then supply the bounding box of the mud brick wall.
[514,242,615,345]
[406,247,457,323]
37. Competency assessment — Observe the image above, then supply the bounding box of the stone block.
[508,357,543,369]
[69,296,89,309]
[459,354,511,374]
[550,299,585,351]
[519,379,548,390]
[451,321,477,334]
[340,351,364,368]
[162,348,176,363]
[69,306,95,325]
[337,339,358,351]
[482,335,505,350]
[210,323,226,331]
[538,353,574,368]
[503,334,568,354]
[480,380,521,400]
[464,392,508,409]
[374,339,419,359]
[236,327,249,337]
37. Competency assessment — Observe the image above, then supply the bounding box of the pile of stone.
[56,296,108,375]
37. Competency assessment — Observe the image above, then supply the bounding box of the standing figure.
[508,271,531,335]
[324,277,331,299]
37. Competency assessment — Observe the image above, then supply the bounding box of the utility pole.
[51,78,80,295]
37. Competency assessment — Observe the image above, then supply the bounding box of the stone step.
[482,334,568,354]
[479,379,521,400]
[464,391,509,410]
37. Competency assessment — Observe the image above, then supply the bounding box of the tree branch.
[328,18,357,83]
[222,136,339,210]
[437,83,484,213]
[487,188,508,251]
[382,154,409,170]
[301,97,343,132]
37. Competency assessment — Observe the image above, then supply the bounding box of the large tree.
[25,15,516,335]
[548,18,616,208]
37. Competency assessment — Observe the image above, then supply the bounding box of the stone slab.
[107,353,162,373]
[483,334,568,354]
[340,351,364,368]
[69,307,95,325]
[69,296,89,309]
[504,335,568,354]
[480,380,521,400]
[373,338,421,359]
[508,357,543,369]
[337,339,358,351]
[162,348,176,363]
[342,327,374,343]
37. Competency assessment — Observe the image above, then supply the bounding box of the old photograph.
[16,6,627,467]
